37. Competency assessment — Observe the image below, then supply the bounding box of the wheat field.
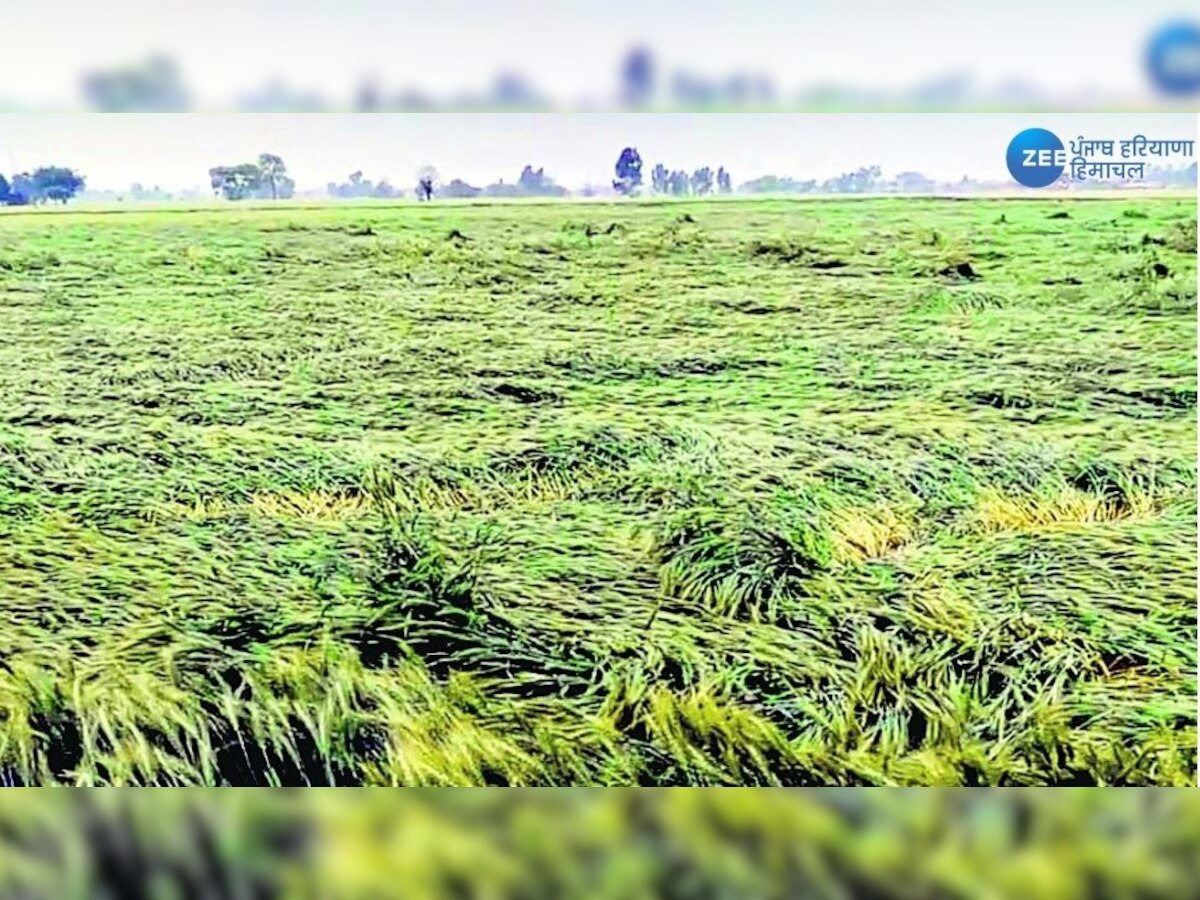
[0,197,1194,785]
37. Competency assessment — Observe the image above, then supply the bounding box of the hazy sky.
[0,0,1194,106]
[0,114,1193,192]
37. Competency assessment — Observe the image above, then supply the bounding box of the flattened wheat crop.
[0,197,1193,785]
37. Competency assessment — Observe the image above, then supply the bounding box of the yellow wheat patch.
[829,506,912,563]
[381,470,585,514]
[249,490,372,521]
[151,496,232,521]
[638,684,795,784]
[152,490,372,523]
[499,470,578,504]
[388,480,490,512]
[974,487,1155,532]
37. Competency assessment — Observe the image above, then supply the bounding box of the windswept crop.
[0,197,1193,784]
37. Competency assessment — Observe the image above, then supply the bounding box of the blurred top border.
[4,31,1197,114]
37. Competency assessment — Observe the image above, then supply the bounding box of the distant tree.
[690,166,714,196]
[327,173,353,198]
[441,178,483,199]
[651,163,669,194]
[482,179,524,198]
[128,182,174,202]
[209,163,262,201]
[670,72,719,106]
[372,180,399,198]
[717,167,732,193]
[327,171,400,199]
[668,169,689,196]
[514,165,568,196]
[24,167,86,204]
[518,165,543,193]
[355,80,383,111]
[739,175,816,194]
[859,165,883,192]
[257,153,289,200]
[893,171,935,193]
[613,147,643,195]
[822,165,882,194]
[207,155,291,201]
[330,174,351,197]
[80,55,190,112]
[490,71,543,107]
[620,47,655,106]
[10,173,35,204]
[416,165,438,201]
[0,174,9,204]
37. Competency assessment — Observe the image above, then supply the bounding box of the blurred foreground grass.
[2,790,1200,899]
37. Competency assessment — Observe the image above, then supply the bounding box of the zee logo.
[1022,149,1068,167]
[1006,128,1065,188]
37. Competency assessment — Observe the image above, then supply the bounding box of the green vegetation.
[0,197,1193,785]
[5,791,1200,898]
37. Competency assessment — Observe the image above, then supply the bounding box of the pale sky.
[0,114,1193,192]
[0,0,1194,107]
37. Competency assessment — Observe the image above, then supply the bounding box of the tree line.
[326,171,402,199]
[612,148,733,196]
[0,156,911,206]
[9,147,1193,206]
[0,167,86,205]
[434,165,569,199]
[740,166,889,194]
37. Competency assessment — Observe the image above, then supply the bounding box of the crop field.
[0,197,1194,785]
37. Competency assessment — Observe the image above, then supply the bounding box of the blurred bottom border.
[1,789,1198,898]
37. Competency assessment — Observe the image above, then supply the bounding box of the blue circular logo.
[1006,128,1064,188]
[1146,22,1200,95]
